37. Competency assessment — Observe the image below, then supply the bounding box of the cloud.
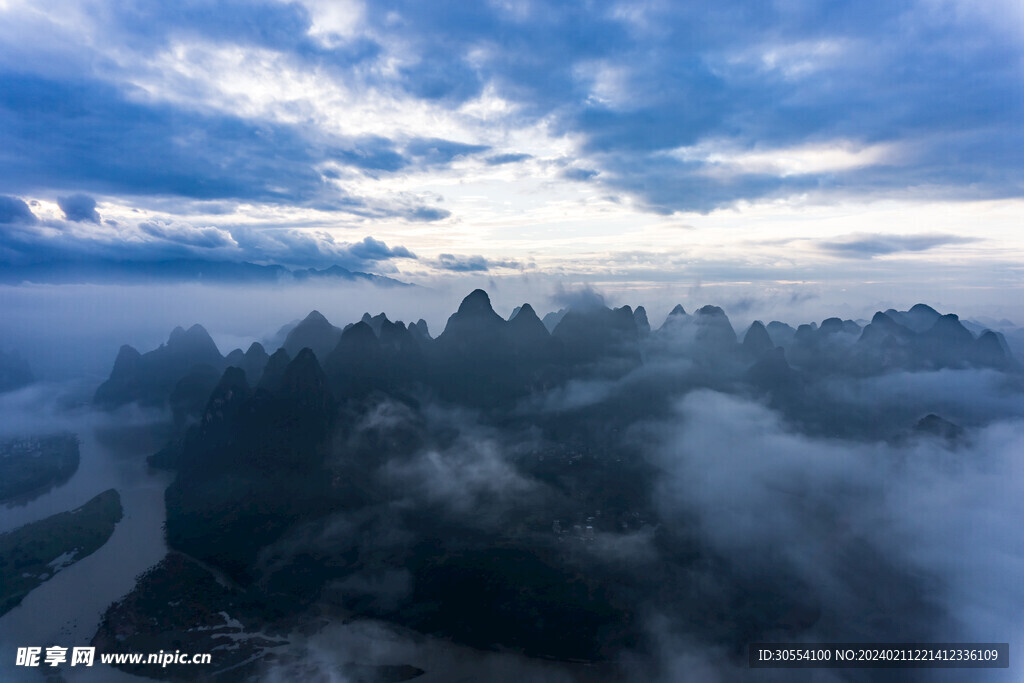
[643,389,1024,663]
[138,221,236,248]
[434,253,521,272]
[58,194,101,223]
[819,232,979,258]
[404,138,490,166]
[0,0,1021,233]
[406,206,452,222]
[561,167,599,181]
[0,73,457,222]
[0,196,38,224]
[346,236,417,261]
[485,152,533,165]
[549,283,607,310]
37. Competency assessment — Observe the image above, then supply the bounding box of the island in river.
[0,432,80,505]
[0,488,123,615]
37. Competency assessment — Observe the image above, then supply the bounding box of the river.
[0,400,174,682]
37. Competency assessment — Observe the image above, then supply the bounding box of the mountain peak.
[245,342,267,358]
[457,289,496,316]
[669,304,687,317]
[507,303,550,344]
[743,320,774,355]
[168,326,186,345]
[909,303,940,316]
[303,310,329,325]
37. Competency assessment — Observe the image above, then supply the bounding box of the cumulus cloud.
[346,236,417,261]
[0,196,39,225]
[57,194,100,223]
[138,221,236,249]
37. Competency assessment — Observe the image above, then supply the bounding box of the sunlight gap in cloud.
[668,140,902,178]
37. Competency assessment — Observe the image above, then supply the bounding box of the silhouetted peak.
[542,309,567,333]
[975,330,1011,367]
[338,321,381,353]
[909,303,940,316]
[696,305,726,318]
[510,303,540,323]
[208,366,249,402]
[201,366,251,427]
[458,289,497,316]
[819,317,844,335]
[303,310,330,325]
[871,311,894,325]
[245,342,267,360]
[669,304,687,317]
[359,312,390,336]
[410,319,431,340]
[866,311,913,338]
[280,348,331,404]
[507,303,550,344]
[611,306,637,330]
[225,348,245,366]
[746,346,796,389]
[283,310,343,361]
[634,306,651,335]
[164,324,220,358]
[765,321,796,346]
[694,306,736,344]
[257,348,291,392]
[914,414,964,441]
[110,344,142,377]
[440,290,506,343]
[794,324,817,344]
[742,321,774,355]
[925,314,973,345]
[379,319,416,353]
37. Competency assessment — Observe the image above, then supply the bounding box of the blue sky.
[1,0,1022,316]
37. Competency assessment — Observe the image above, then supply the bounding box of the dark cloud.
[347,236,417,261]
[1,0,1022,224]
[406,206,452,222]
[434,254,521,272]
[820,233,979,258]
[138,221,235,249]
[353,0,1024,211]
[0,73,458,222]
[58,194,101,223]
[404,138,490,166]
[0,196,38,225]
[485,152,533,166]
[561,167,599,181]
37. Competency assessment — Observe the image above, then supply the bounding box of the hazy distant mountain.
[282,311,343,361]
[0,259,414,287]
[94,324,224,408]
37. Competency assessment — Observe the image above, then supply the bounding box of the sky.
[1,0,1023,321]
